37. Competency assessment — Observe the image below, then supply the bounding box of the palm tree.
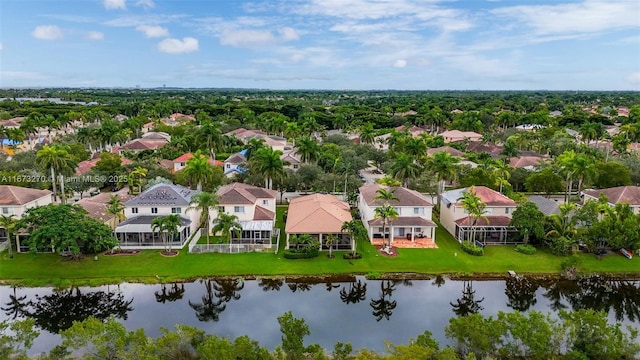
[183,150,215,190]
[341,219,364,256]
[389,154,422,187]
[151,214,182,254]
[127,166,148,195]
[212,212,242,244]
[374,204,399,249]
[324,234,337,258]
[374,188,399,203]
[250,147,286,190]
[106,195,125,230]
[35,145,77,203]
[426,151,459,197]
[188,192,219,246]
[243,137,266,160]
[545,203,578,256]
[0,214,17,259]
[492,160,512,194]
[359,122,376,145]
[295,135,321,164]
[457,186,488,244]
[198,120,223,161]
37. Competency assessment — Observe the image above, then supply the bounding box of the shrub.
[515,244,537,255]
[283,249,319,259]
[343,252,362,260]
[461,241,484,256]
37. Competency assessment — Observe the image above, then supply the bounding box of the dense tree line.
[1,309,638,359]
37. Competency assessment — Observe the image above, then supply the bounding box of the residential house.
[281,150,302,171]
[285,193,354,251]
[508,156,544,170]
[212,183,277,245]
[114,138,168,155]
[75,188,133,227]
[114,183,201,249]
[440,186,518,244]
[172,152,223,173]
[582,186,640,215]
[76,155,133,175]
[226,128,288,152]
[358,184,437,246]
[223,150,248,177]
[0,185,52,245]
[440,130,482,143]
[526,195,560,216]
[426,146,465,157]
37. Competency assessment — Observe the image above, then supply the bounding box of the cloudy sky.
[1,0,639,90]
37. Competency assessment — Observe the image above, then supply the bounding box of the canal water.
[1,275,638,355]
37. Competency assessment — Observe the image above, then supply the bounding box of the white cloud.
[32,25,64,40]
[393,59,407,68]
[103,14,187,27]
[136,25,169,38]
[104,0,126,10]
[220,27,299,48]
[157,37,199,54]
[492,0,640,35]
[87,31,104,40]
[136,0,154,9]
[278,27,299,41]
[628,72,640,85]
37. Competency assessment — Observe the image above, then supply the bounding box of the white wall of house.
[582,194,640,215]
[124,204,201,235]
[0,196,52,218]
[440,204,515,236]
[358,195,435,240]
[209,197,275,229]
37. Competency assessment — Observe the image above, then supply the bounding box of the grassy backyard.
[1,206,638,286]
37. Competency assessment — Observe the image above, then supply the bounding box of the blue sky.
[1,0,639,90]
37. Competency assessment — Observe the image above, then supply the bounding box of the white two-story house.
[440,186,518,244]
[358,184,437,245]
[213,183,277,245]
[114,183,201,249]
[1,185,52,247]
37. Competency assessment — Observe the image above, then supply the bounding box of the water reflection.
[2,286,133,333]
[504,276,538,312]
[340,280,367,304]
[155,283,185,303]
[369,280,397,321]
[450,280,484,317]
[188,278,244,322]
[258,278,284,292]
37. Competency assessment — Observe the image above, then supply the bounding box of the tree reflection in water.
[2,286,27,320]
[287,281,315,292]
[450,280,484,317]
[189,278,244,322]
[2,286,133,333]
[258,278,284,292]
[370,280,397,321]
[505,276,539,312]
[340,280,367,304]
[432,275,446,288]
[155,283,185,303]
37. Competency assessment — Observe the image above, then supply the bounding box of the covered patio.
[455,216,519,245]
[115,215,192,249]
[368,216,437,244]
[231,220,274,245]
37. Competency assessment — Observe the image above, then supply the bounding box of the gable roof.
[359,184,432,207]
[426,146,465,157]
[216,183,276,205]
[125,183,199,207]
[0,185,52,206]
[508,156,544,168]
[76,156,133,175]
[253,205,275,221]
[75,188,133,222]
[281,150,301,164]
[285,193,352,233]
[225,152,247,164]
[172,152,223,166]
[441,186,517,207]
[120,139,167,151]
[582,186,640,205]
[526,195,560,216]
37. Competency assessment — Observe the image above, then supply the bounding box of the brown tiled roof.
[285,194,352,234]
[455,215,512,227]
[470,186,517,206]
[368,216,436,227]
[253,205,275,221]
[0,186,52,205]
[467,141,502,154]
[76,156,133,175]
[508,156,543,168]
[427,146,465,157]
[359,184,432,207]
[216,183,276,205]
[122,139,167,151]
[583,186,640,205]
[225,152,247,164]
[75,189,134,222]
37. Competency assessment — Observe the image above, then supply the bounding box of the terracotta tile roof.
[285,194,352,234]
[368,216,436,227]
[172,152,222,166]
[122,139,167,151]
[76,189,134,222]
[76,156,133,175]
[253,205,275,221]
[455,215,512,227]
[225,152,247,164]
[427,146,465,157]
[359,184,432,207]
[0,119,22,128]
[441,186,517,207]
[216,183,276,205]
[467,141,502,155]
[158,159,174,170]
[508,156,544,168]
[583,186,640,205]
[281,150,301,163]
[0,185,52,205]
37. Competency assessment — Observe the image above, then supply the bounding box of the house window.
[226,164,231,169]
[505,207,511,214]
[220,206,225,213]
[413,207,424,215]
[171,207,182,214]
[151,208,158,214]
[293,164,299,169]
[394,207,401,214]
[131,207,138,214]
[485,208,493,214]
[262,199,269,205]
[234,206,244,213]
[1,207,8,215]
[180,162,185,166]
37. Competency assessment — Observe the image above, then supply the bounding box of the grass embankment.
[1,206,638,287]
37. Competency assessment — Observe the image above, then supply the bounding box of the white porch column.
[411,226,415,242]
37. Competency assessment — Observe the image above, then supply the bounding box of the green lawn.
[1,208,638,286]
